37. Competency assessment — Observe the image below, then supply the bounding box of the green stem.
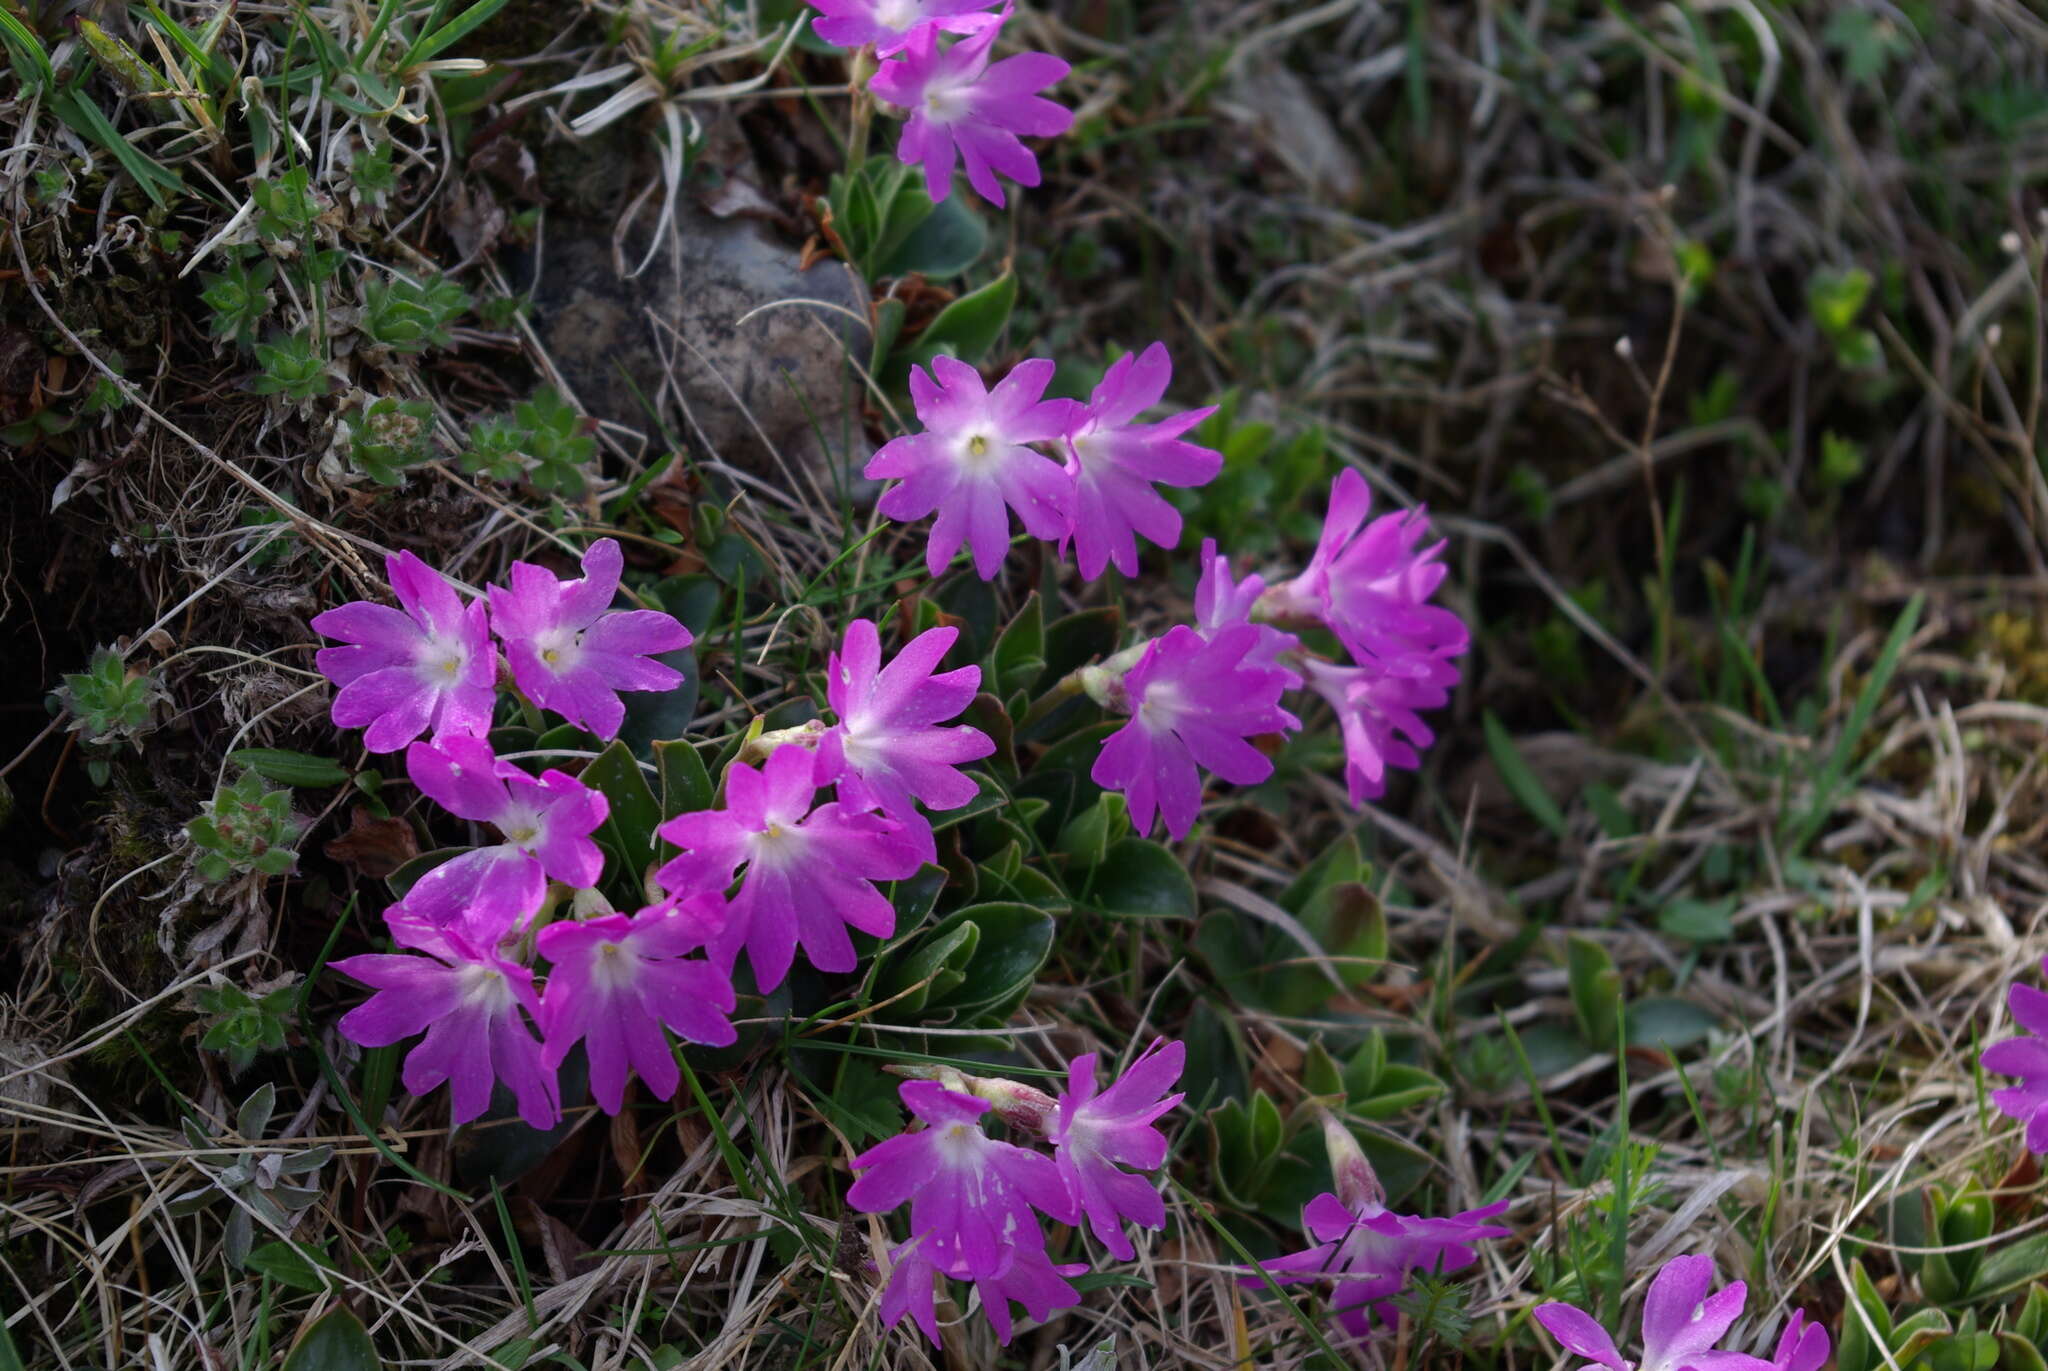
[846,47,876,169]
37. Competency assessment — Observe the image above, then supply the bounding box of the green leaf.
[1975,1235,2048,1301]
[1565,935,1622,1052]
[877,192,988,279]
[1056,791,1126,869]
[1087,838,1196,919]
[899,271,1016,372]
[282,1307,381,1371]
[230,748,350,788]
[1657,895,1735,944]
[1302,1038,1344,1098]
[246,1241,334,1293]
[991,591,1046,698]
[1482,712,1567,839]
[924,902,1054,1022]
[877,918,980,1013]
[1624,996,1721,1051]
[655,739,714,821]
[1999,1332,2048,1371]
[1807,265,1873,337]
[584,740,661,895]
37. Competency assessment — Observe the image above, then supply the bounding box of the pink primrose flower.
[311,550,497,752]
[487,538,691,741]
[535,895,737,1113]
[817,618,992,857]
[333,934,557,1129]
[655,744,923,990]
[807,0,997,56]
[846,1080,1075,1280]
[869,9,1072,207]
[386,735,608,950]
[1534,1255,1775,1371]
[1061,343,1220,580]
[1048,1038,1184,1259]
[1089,624,1300,840]
[1983,979,2048,1153]
[865,356,1079,580]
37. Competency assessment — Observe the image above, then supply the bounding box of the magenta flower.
[1256,1189,1511,1340]
[868,8,1073,207]
[655,744,923,990]
[1534,1255,1775,1371]
[1771,1311,1830,1371]
[534,896,737,1114]
[865,356,1078,580]
[817,618,992,854]
[1048,1038,1183,1259]
[1300,657,1454,805]
[807,0,996,55]
[1089,624,1300,841]
[387,735,608,948]
[487,538,692,741]
[311,550,497,752]
[1982,981,2048,1153]
[1194,537,1301,679]
[847,1080,1074,1279]
[1061,343,1220,580]
[332,935,557,1128]
[1266,469,1467,672]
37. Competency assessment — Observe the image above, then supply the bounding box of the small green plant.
[457,387,596,494]
[358,272,470,353]
[194,978,298,1074]
[247,333,330,401]
[1807,265,1883,371]
[252,167,321,241]
[53,646,165,784]
[170,1084,330,1267]
[349,140,397,207]
[186,771,303,883]
[344,395,436,485]
[200,255,276,350]
[1171,391,1329,558]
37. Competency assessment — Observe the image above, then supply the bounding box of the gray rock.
[526,192,873,485]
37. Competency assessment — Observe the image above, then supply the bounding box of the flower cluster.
[1535,1254,1828,1371]
[1073,470,1466,840]
[865,347,1219,583]
[317,542,732,1126]
[316,558,1000,1122]
[1981,955,2048,1153]
[811,1,1072,208]
[650,616,991,991]
[848,1040,1184,1345]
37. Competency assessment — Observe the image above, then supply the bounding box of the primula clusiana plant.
[848,1043,1184,1345]
[1246,1114,1509,1341]
[1981,957,2048,1152]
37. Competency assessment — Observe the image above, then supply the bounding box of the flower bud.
[1321,1111,1384,1212]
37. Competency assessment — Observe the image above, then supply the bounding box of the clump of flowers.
[314,542,731,1127]
[1062,471,1466,839]
[1981,956,2048,1153]
[1246,1114,1509,1341]
[848,1041,1184,1345]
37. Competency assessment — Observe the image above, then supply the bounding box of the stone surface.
[525,191,873,482]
